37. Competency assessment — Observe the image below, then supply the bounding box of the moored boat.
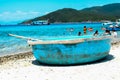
[106,24,120,31]
[102,20,113,25]
[28,36,111,65]
[106,27,120,31]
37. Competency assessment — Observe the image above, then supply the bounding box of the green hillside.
[21,3,120,24]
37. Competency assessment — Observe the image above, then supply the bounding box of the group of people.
[78,26,118,38]
[78,26,92,36]
[93,29,117,38]
[78,26,87,36]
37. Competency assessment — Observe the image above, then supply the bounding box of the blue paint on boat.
[29,36,111,65]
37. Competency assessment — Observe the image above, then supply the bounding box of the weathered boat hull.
[29,37,111,65]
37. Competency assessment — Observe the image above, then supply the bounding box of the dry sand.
[0,43,120,80]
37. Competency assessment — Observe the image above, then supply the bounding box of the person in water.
[93,30,99,36]
[105,30,111,35]
[104,30,111,35]
[88,27,93,31]
[78,32,81,36]
[83,26,87,34]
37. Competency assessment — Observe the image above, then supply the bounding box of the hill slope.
[21,3,120,24]
[81,3,120,16]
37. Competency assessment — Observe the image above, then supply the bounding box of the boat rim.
[28,36,112,45]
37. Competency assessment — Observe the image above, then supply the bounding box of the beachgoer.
[66,28,74,32]
[78,32,81,36]
[88,27,93,31]
[66,28,74,35]
[93,30,99,36]
[83,26,87,34]
[103,30,111,35]
[111,30,117,38]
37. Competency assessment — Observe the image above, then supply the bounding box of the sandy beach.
[0,42,120,80]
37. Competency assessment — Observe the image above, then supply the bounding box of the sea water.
[0,23,118,56]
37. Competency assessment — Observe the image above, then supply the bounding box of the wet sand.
[0,41,120,80]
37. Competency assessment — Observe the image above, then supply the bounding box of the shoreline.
[0,52,33,65]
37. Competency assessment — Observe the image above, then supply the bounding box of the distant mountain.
[21,3,120,24]
[81,3,120,16]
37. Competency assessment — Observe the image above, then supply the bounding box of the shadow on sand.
[32,54,114,67]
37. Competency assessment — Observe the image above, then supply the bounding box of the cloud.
[0,10,41,24]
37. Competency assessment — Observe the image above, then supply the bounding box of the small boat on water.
[105,19,120,31]
[102,21,113,25]
[31,20,50,25]
[28,35,111,65]
[106,24,120,31]
[106,27,120,31]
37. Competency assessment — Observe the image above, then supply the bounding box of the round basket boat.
[28,35,111,65]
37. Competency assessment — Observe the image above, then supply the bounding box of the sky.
[0,0,120,24]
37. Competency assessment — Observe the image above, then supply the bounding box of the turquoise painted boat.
[28,35,111,65]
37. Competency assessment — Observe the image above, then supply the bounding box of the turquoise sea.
[0,23,119,56]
